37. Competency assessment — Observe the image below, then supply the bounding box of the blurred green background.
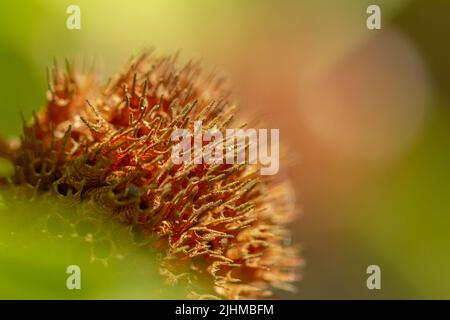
[0,0,449,299]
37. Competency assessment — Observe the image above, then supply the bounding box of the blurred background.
[0,0,449,299]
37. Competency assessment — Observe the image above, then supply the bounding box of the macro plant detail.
[0,52,300,299]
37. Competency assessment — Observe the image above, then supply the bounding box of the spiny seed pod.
[0,51,301,299]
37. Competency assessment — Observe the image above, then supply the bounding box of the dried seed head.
[1,52,301,299]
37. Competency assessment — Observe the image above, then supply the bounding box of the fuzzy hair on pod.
[0,52,301,299]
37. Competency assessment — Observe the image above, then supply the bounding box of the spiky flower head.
[0,51,301,299]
